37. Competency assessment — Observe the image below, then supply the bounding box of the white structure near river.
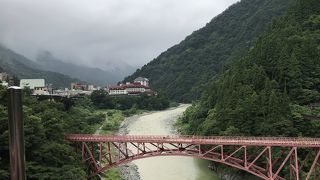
[121,104,218,180]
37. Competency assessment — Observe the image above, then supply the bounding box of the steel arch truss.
[73,142,320,179]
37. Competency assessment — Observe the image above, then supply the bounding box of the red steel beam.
[65,134,320,147]
[65,135,320,179]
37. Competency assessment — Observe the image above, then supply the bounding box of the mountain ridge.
[0,45,81,88]
[36,51,121,86]
[180,0,320,137]
[0,45,136,87]
[124,0,296,102]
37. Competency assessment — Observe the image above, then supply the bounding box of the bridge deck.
[65,134,320,147]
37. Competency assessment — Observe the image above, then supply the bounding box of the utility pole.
[7,86,26,180]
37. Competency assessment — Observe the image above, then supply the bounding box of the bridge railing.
[65,134,320,147]
[65,134,320,141]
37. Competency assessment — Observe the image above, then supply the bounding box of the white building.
[134,77,149,87]
[108,82,152,95]
[108,86,127,95]
[125,83,146,94]
[0,81,8,87]
[88,85,95,91]
[20,79,45,90]
[108,77,154,96]
[33,87,49,95]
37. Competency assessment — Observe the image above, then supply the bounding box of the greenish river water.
[124,104,218,180]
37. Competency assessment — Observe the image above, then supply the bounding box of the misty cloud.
[0,0,238,68]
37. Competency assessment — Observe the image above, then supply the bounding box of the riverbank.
[116,104,218,180]
[114,105,189,180]
[95,104,219,180]
[116,111,152,180]
[94,109,124,179]
[175,108,256,180]
[94,108,148,179]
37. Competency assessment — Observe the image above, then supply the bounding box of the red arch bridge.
[65,134,320,179]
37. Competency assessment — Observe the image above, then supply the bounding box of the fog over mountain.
[0,0,238,70]
[36,51,133,85]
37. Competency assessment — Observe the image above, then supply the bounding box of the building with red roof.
[108,77,154,95]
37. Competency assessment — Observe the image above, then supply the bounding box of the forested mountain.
[0,45,79,88]
[179,1,320,177]
[36,51,135,86]
[179,0,320,138]
[124,0,295,102]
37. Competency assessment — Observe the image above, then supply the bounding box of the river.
[119,104,218,180]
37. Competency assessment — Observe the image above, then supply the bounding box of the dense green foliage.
[124,0,295,102]
[0,88,169,179]
[0,45,81,88]
[179,0,320,137]
[178,0,320,177]
[0,86,105,179]
[91,90,170,110]
[92,109,124,179]
[101,110,125,133]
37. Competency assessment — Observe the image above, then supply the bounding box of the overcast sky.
[0,0,238,69]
